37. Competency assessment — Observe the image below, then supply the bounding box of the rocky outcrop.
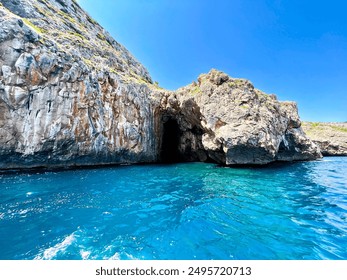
[156,70,321,165]
[0,0,322,169]
[302,122,347,156]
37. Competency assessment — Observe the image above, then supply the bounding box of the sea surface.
[0,157,346,260]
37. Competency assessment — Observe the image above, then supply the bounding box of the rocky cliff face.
[302,122,347,156]
[156,70,321,165]
[0,0,321,169]
[0,0,157,168]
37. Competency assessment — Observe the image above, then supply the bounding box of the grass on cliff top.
[190,85,202,95]
[228,79,246,88]
[304,122,347,133]
[331,126,347,133]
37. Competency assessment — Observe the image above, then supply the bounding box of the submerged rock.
[0,0,321,169]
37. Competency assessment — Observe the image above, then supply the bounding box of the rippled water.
[0,157,346,260]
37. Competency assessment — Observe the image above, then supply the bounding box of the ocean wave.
[34,233,76,260]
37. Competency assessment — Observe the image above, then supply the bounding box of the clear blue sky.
[78,0,347,122]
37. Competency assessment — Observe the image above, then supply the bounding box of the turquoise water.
[0,157,346,260]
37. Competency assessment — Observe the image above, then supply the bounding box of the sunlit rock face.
[158,70,322,165]
[0,0,157,168]
[0,0,321,169]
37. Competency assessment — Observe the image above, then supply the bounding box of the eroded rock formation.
[0,0,322,169]
[302,122,347,156]
[156,70,322,165]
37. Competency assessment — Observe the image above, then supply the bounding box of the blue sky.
[78,0,347,122]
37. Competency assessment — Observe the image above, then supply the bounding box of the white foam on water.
[19,209,29,215]
[322,159,336,162]
[34,233,76,260]
[109,252,121,260]
[125,253,139,260]
[80,250,91,260]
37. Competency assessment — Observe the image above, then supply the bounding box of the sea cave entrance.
[160,118,181,163]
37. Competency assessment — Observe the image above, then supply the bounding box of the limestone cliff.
[302,122,347,156]
[0,0,321,169]
[156,70,321,165]
[0,0,157,169]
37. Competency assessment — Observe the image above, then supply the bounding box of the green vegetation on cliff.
[302,122,347,156]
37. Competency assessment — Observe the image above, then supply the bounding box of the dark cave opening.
[160,119,181,163]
